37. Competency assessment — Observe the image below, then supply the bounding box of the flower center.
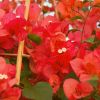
[0,74,8,80]
[16,15,21,18]
[58,47,67,54]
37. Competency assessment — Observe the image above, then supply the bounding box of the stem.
[0,53,30,58]
[41,0,45,11]
[52,0,59,20]
[71,8,85,19]
[77,3,92,57]
[80,6,91,43]
[16,0,30,85]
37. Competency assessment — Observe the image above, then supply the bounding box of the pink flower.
[49,74,60,93]
[51,40,77,74]
[63,78,93,100]
[96,31,100,40]
[4,17,28,41]
[16,3,41,23]
[0,57,21,99]
[0,87,21,100]
[70,51,100,81]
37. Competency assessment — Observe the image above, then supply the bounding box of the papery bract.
[96,31,100,40]
[49,74,60,93]
[0,57,21,99]
[4,18,28,41]
[70,51,100,82]
[63,78,93,100]
[16,3,41,23]
[0,87,21,100]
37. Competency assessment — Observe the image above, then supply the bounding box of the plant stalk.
[16,0,30,85]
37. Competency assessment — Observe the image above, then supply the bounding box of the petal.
[49,74,60,93]
[0,29,9,43]
[0,57,6,73]
[73,82,93,98]
[1,87,21,100]
[63,78,79,98]
[70,58,84,77]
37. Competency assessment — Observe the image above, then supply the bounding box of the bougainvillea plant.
[0,0,100,100]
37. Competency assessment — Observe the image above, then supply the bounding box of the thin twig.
[71,8,85,19]
[0,53,30,58]
[80,3,92,43]
[52,0,59,20]
[41,0,45,11]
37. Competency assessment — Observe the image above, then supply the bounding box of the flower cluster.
[0,0,100,100]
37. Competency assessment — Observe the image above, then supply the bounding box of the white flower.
[58,49,63,54]
[0,74,8,80]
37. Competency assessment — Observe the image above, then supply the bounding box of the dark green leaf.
[65,72,79,81]
[85,37,95,44]
[21,58,32,79]
[71,16,82,21]
[83,0,93,3]
[57,88,68,100]
[28,34,42,45]
[92,30,96,35]
[88,76,99,88]
[22,80,53,100]
[5,58,10,64]
[94,94,100,100]
[81,7,89,12]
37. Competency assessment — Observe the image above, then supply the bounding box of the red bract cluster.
[0,0,100,100]
[0,57,21,100]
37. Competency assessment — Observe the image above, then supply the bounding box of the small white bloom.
[48,21,52,23]
[58,49,63,54]
[69,24,73,30]
[66,37,70,41]
[16,15,20,18]
[0,74,8,80]
[96,21,100,29]
[71,40,75,42]
[3,74,8,79]
[62,47,67,52]
[0,0,3,2]
[0,74,4,79]
[44,1,52,7]
[9,0,13,2]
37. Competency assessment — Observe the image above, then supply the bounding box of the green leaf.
[83,0,93,3]
[21,58,32,79]
[57,88,68,100]
[88,76,99,88]
[85,37,95,44]
[65,72,79,81]
[94,94,100,100]
[88,0,93,2]
[22,80,53,100]
[5,58,10,64]
[28,34,42,45]
[71,16,82,21]
[81,7,89,12]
